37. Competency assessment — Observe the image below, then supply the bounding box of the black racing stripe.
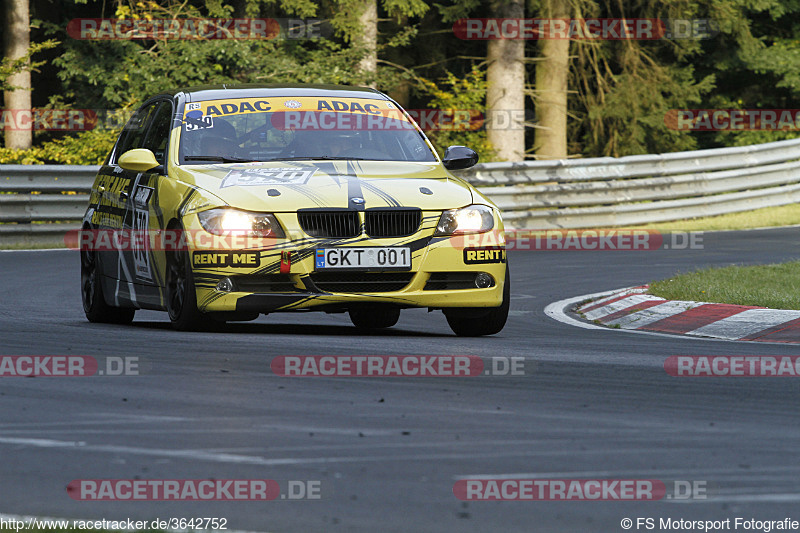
[199,291,227,309]
[283,183,328,207]
[342,160,365,211]
[428,236,450,246]
[403,235,433,252]
[360,181,402,207]
[350,162,401,206]
[346,160,393,208]
[347,176,365,211]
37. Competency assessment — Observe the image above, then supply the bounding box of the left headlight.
[434,204,494,236]
[197,208,285,238]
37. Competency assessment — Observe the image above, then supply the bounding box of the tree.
[329,0,428,89]
[357,0,378,83]
[486,0,525,161]
[3,0,32,149]
[533,0,569,159]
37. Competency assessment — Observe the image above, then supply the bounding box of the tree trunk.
[357,0,378,87]
[534,0,570,159]
[486,0,525,161]
[3,0,32,149]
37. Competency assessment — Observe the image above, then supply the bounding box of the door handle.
[120,191,129,202]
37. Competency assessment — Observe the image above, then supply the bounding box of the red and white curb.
[562,286,800,343]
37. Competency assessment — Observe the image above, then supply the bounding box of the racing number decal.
[185,116,214,130]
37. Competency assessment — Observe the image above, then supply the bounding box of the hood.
[175,160,474,211]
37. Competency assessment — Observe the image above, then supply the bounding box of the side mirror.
[442,145,479,170]
[118,148,162,173]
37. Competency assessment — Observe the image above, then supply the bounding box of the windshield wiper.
[268,156,369,161]
[184,155,260,163]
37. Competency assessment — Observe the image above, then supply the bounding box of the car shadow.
[126,320,453,337]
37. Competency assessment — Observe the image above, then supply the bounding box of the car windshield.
[178,96,438,164]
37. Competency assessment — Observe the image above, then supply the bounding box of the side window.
[113,104,157,164]
[142,101,173,165]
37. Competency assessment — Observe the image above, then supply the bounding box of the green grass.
[633,203,800,232]
[649,260,800,309]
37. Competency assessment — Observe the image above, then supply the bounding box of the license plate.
[315,247,411,270]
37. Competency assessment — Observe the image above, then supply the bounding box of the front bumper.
[186,210,507,314]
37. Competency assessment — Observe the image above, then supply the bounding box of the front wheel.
[444,265,510,337]
[81,246,135,324]
[166,244,213,331]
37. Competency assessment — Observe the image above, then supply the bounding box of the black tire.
[445,265,510,337]
[81,246,135,324]
[349,307,401,329]
[166,243,214,331]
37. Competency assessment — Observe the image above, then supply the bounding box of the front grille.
[298,210,360,238]
[365,209,421,238]
[308,272,414,293]
[232,275,298,293]
[424,272,479,291]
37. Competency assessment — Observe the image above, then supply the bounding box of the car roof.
[150,84,389,102]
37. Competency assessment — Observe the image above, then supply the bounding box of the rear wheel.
[81,245,135,324]
[166,243,214,331]
[349,307,401,329]
[445,265,510,337]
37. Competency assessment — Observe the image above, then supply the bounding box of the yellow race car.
[80,84,508,336]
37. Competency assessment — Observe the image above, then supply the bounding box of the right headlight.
[434,204,494,236]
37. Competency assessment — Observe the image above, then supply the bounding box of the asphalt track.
[2,227,800,533]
